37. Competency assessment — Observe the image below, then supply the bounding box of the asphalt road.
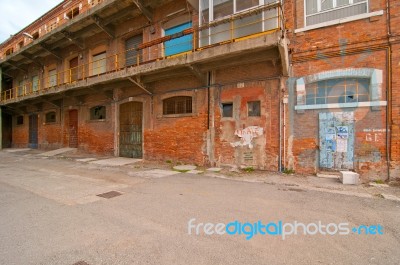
[0,151,399,265]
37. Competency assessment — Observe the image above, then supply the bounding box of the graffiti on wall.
[230,126,264,149]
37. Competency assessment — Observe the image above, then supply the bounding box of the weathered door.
[69,110,78,148]
[125,34,143,67]
[119,102,143,158]
[69,57,78,82]
[319,112,355,170]
[2,112,12,148]
[28,114,38,149]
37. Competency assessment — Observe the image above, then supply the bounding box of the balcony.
[0,1,286,105]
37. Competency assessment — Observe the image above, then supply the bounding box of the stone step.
[340,171,360,185]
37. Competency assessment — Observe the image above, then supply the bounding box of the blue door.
[319,112,355,170]
[165,22,192,56]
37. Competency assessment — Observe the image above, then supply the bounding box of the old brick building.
[0,0,398,181]
[284,0,399,181]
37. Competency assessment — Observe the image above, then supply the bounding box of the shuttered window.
[125,34,143,67]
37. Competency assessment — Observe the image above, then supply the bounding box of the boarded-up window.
[16,115,24,125]
[165,22,193,56]
[90,106,106,120]
[163,96,192,115]
[248,101,261,116]
[45,111,56,123]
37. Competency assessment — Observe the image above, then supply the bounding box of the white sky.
[0,0,64,43]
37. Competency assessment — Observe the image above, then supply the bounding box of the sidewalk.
[3,148,400,202]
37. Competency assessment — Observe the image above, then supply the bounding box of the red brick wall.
[214,79,280,170]
[144,88,208,165]
[12,116,28,148]
[288,51,389,180]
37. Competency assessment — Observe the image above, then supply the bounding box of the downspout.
[386,0,392,180]
[279,77,282,172]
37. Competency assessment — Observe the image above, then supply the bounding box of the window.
[66,6,79,19]
[48,69,57,87]
[305,0,368,26]
[45,112,56,123]
[16,115,24,125]
[305,78,370,105]
[199,0,277,47]
[164,22,193,57]
[90,0,102,6]
[236,0,259,12]
[92,52,106,75]
[163,96,192,115]
[214,0,233,19]
[248,101,261,116]
[18,41,24,50]
[90,106,106,120]
[32,32,39,40]
[5,47,13,56]
[18,80,25,96]
[32,75,39,92]
[222,103,233,117]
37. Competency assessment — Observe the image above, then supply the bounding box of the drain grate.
[72,261,90,265]
[96,190,123,199]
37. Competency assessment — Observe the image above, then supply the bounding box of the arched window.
[163,96,192,115]
[90,106,106,120]
[45,111,56,123]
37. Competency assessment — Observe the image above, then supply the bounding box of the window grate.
[163,96,192,115]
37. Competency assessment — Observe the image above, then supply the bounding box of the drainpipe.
[279,77,282,172]
[386,0,392,181]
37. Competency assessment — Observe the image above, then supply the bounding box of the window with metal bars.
[305,78,370,105]
[163,96,193,115]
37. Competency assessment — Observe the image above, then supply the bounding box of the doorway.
[69,57,79,82]
[69,109,78,148]
[28,114,38,149]
[319,112,355,170]
[2,112,12,148]
[119,101,143,158]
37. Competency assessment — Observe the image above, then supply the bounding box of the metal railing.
[1,0,103,56]
[1,2,282,102]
